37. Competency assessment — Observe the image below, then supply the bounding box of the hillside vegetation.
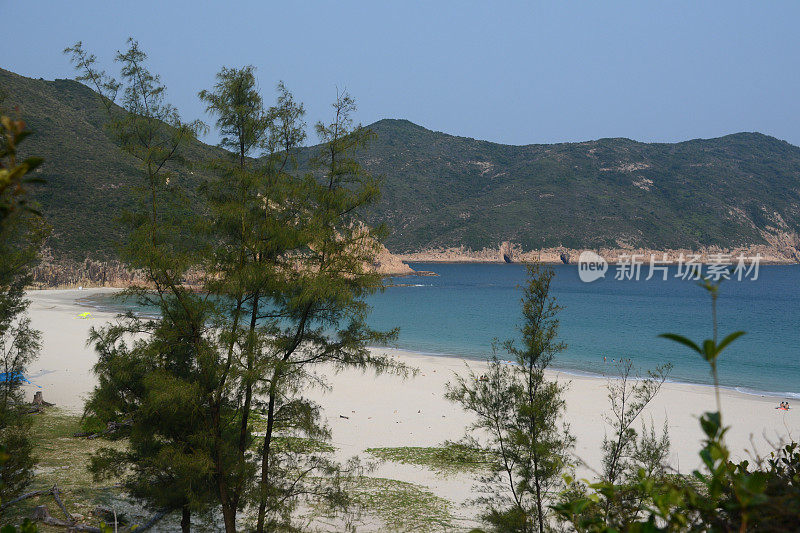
[351,119,800,253]
[3,68,800,259]
[0,68,221,260]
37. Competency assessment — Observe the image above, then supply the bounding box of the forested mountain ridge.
[3,67,800,263]
[0,67,222,260]
[344,119,800,257]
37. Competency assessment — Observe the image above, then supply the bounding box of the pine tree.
[199,70,409,532]
[66,40,215,532]
[0,111,47,506]
[196,65,292,532]
[249,90,408,533]
[447,262,573,533]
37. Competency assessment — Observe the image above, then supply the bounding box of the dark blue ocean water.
[85,263,800,397]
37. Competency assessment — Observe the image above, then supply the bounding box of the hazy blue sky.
[4,1,800,146]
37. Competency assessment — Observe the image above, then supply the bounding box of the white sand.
[21,289,800,524]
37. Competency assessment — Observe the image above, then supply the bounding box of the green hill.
[345,119,800,253]
[0,68,220,260]
[2,68,800,260]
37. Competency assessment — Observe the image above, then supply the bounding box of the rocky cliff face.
[398,242,800,264]
[30,242,414,289]
[759,229,800,262]
[499,241,514,263]
[373,243,415,275]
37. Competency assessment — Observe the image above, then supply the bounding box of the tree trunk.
[238,294,260,457]
[213,402,238,533]
[181,505,190,533]
[256,386,278,533]
[221,504,236,533]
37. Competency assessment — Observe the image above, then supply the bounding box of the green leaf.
[21,157,43,173]
[702,339,717,362]
[658,333,702,354]
[717,330,745,354]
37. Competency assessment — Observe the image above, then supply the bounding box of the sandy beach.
[21,289,800,526]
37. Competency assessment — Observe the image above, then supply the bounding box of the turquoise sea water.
[85,263,800,397]
[373,263,800,398]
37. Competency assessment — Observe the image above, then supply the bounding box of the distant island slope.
[2,68,799,281]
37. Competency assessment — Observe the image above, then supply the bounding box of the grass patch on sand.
[310,476,454,532]
[2,408,133,531]
[249,413,336,454]
[366,443,491,476]
[271,436,335,455]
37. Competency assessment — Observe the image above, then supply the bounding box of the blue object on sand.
[0,372,41,387]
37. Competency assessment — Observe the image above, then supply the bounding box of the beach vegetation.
[2,409,214,532]
[65,39,218,533]
[63,43,409,532]
[447,262,574,533]
[312,476,455,532]
[0,107,47,521]
[2,410,123,526]
[199,67,409,533]
[555,359,673,529]
[366,443,492,476]
[554,278,800,531]
[599,359,672,526]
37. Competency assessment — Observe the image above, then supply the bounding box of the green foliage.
[590,359,673,526]
[198,65,271,160]
[0,115,43,224]
[0,111,47,331]
[0,110,45,518]
[85,299,220,530]
[197,67,357,533]
[337,477,455,532]
[0,317,41,505]
[0,107,44,533]
[553,279,800,531]
[0,518,36,533]
[66,40,219,533]
[366,443,492,475]
[66,55,409,532]
[236,86,409,533]
[447,263,573,533]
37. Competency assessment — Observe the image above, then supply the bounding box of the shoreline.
[21,289,799,480]
[25,247,800,291]
[397,244,800,265]
[69,288,800,401]
[366,345,800,402]
[401,258,799,266]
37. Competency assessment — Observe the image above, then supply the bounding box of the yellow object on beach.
[77,312,92,319]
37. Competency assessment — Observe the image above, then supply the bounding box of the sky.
[4,1,800,147]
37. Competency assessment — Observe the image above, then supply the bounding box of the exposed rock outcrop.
[30,239,415,289]
[398,242,800,265]
[500,241,514,263]
[373,243,415,275]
